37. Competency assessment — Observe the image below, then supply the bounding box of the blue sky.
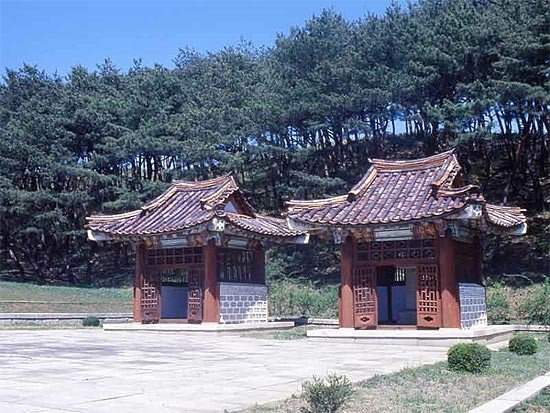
[1,0,403,76]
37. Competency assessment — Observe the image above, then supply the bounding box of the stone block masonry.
[459,283,488,330]
[219,282,268,324]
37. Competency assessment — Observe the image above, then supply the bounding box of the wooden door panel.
[187,267,203,323]
[140,271,161,323]
[416,264,441,328]
[352,266,377,329]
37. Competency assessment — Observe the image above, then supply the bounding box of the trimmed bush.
[509,334,538,355]
[447,343,491,373]
[301,374,353,413]
[82,316,101,327]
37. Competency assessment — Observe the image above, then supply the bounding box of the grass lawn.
[0,281,132,313]
[513,387,550,412]
[240,336,550,413]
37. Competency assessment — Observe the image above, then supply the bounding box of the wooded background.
[0,0,548,285]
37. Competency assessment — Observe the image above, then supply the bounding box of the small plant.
[509,334,538,355]
[301,374,353,413]
[82,316,101,327]
[447,343,491,373]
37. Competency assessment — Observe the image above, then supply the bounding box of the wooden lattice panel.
[140,271,161,323]
[416,264,441,327]
[187,268,204,323]
[217,248,253,283]
[147,247,203,267]
[352,266,377,329]
[357,239,435,262]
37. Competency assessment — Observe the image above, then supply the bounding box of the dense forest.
[0,0,548,285]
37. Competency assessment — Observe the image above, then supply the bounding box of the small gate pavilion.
[87,175,307,324]
[286,150,526,330]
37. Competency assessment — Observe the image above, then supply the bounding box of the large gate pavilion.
[87,175,307,324]
[287,150,527,330]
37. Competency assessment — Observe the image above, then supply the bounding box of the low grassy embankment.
[513,386,550,412]
[241,336,550,413]
[0,281,132,313]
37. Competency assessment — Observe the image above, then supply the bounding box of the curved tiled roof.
[484,204,527,228]
[87,175,303,239]
[287,150,526,230]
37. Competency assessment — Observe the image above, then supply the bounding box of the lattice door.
[416,264,441,328]
[187,268,203,323]
[140,271,161,323]
[352,266,377,329]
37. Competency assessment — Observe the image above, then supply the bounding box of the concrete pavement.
[0,329,448,412]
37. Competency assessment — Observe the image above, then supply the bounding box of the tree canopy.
[0,0,548,284]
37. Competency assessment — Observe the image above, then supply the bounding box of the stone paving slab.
[469,371,550,413]
[0,329,448,412]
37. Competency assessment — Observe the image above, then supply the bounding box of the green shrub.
[509,334,538,355]
[268,278,338,318]
[520,280,550,326]
[486,282,511,324]
[301,374,353,413]
[82,316,101,327]
[447,343,491,373]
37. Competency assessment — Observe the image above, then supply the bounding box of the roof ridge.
[368,149,456,172]
[172,174,233,188]
[286,194,349,208]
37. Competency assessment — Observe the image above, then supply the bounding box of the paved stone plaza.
[0,329,448,412]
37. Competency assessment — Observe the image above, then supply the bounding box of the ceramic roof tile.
[87,175,303,238]
[287,150,526,229]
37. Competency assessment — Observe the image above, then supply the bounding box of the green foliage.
[487,282,512,324]
[1,0,548,284]
[82,316,101,327]
[509,334,538,356]
[447,343,491,373]
[519,280,550,326]
[268,278,338,318]
[301,374,353,413]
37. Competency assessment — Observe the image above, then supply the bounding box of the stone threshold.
[306,325,549,347]
[103,321,295,332]
[469,371,550,413]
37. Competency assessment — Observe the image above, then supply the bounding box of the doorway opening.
[160,268,189,320]
[376,266,416,325]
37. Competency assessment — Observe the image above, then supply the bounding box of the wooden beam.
[472,235,483,284]
[439,235,461,328]
[253,245,266,284]
[133,243,146,323]
[203,240,220,323]
[339,235,354,328]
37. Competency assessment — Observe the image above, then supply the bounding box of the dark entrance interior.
[376,266,416,325]
[160,268,188,319]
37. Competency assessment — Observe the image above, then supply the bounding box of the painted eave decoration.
[286,150,527,236]
[86,175,308,244]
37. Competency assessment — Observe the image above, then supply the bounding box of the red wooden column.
[339,235,354,328]
[253,244,266,284]
[439,233,461,328]
[472,235,483,285]
[203,240,220,323]
[133,242,146,323]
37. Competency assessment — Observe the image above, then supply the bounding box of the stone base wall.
[219,282,268,324]
[459,283,488,330]
[0,313,133,326]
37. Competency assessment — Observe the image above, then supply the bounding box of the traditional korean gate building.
[86,175,307,324]
[286,150,527,330]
